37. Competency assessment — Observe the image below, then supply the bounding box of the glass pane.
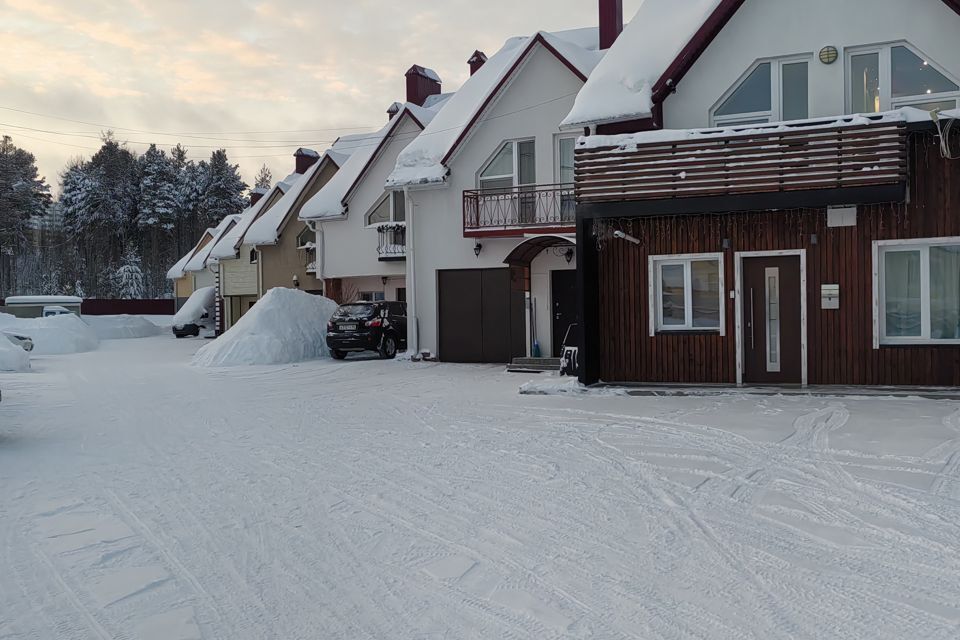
[781,62,809,121]
[660,264,686,326]
[367,196,391,225]
[392,192,405,222]
[559,137,575,184]
[767,273,780,365]
[899,99,957,112]
[716,63,772,116]
[851,53,881,113]
[884,250,922,337]
[481,142,513,178]
[891,46,959,98]
[518,140,536,185]
[479,176,513,192]
[930,245,960,339]
[691,260,720,328]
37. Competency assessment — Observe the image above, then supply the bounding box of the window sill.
[879,339,960,347]
[654,330,723,336]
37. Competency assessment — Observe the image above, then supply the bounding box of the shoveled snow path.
[1,336,959,638]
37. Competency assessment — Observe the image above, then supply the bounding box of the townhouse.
[299,66,451,306]
[565,0,960,386]
[386,25,607,364]
[167,214,240,311]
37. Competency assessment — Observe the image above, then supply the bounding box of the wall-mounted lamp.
[292,274,300,288]
[381,276,388,286]
[564,247,574,264]
[474,241,483,258]
[612,230,641,246]
[721,238,731,250]
[810,233,819,246]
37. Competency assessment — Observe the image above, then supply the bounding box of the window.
[366,192,405,226]
[360,291,386,302]
[296,226,316,249]
[875,238,960,345]
[396,287,407,302]
[848,43,960,114]
[712,58,809,126]
[556,136,577,221]
[249,248,258,264]
[649,254,724,333]
[479,140,536,191]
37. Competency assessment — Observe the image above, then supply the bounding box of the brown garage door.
[438,268,525,363]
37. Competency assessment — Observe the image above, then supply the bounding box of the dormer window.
[711,58,809,127]
[848,42,959,114]
[366,192,405,226]
[479,140,535,191]
[296,226,316,250]
[249,248,258,264]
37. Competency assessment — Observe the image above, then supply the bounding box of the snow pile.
[0,335,30,371]
[192,288,338,367]
[519,376,629,396]
[562,0,722,128]
[0,313,99,355]
[173,287,215,327]
[86,315,162,340]
[388,29,602,188]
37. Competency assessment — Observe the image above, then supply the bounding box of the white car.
[42,305,74,317]
[3,331,34,352]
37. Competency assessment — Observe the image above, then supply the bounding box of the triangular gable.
[343,107,427,206]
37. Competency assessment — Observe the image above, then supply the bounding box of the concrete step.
[507,357,562,373]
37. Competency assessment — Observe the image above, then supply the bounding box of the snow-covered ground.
[2,336,959,639]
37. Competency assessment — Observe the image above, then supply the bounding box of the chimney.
[387,101,403,120]
[294,148,320,174]
[249,187,268,208]
[405,65,442,107]
[599,0,623,50]
[468,50,488,76]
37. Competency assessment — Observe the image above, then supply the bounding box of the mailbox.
[821,284,840,310]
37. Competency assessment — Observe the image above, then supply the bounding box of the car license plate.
[340,323,357,331]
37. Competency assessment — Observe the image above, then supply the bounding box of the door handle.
[749,288,755,350]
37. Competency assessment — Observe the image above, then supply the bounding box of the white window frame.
[846,41,960,114]
[648,253,725,335]
[554,134,578,184]
[477,138,536,189]
[365,192,405,227]
[872,237,960,347]
[710,55,811,127]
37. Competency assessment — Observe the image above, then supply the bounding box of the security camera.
[613,230,641,246]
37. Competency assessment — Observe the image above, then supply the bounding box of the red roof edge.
[651,0,960,106]
[440,32,589,167]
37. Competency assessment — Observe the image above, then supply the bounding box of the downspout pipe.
[404,186,419,356]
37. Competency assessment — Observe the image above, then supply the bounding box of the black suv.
[326,301,407,360]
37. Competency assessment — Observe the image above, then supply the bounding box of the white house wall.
[318,117,420,282]
[408,43,582,358]
[220,248,259,297]
[663,0,960,129]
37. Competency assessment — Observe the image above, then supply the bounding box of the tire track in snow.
[929,408,960,498]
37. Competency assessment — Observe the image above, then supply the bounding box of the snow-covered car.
[172,286,216,338]
[3,331,34,352]
[42,305,74,317]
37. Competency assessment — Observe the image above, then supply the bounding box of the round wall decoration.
[819,46,839,65]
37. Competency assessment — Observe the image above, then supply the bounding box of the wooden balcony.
[575,119,909,205]
[463,184,576,237]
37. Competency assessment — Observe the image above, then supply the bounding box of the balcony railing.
[463,184,576,236]
[377,223,406,261]
[575,118,909,204]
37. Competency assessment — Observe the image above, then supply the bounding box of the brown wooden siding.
[594,130,960,386]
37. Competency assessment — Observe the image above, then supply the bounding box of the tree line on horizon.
[0,133,265,300]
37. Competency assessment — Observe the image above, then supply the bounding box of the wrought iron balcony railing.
[377,223,406,261]
[463,183,576,236]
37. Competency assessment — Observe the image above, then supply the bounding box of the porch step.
[507,357,562,373]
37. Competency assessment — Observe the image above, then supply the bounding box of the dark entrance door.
[742,255,803,384]
[551,269,577,357]
[438,268,525,363]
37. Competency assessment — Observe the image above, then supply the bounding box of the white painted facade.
[662,0,960,129]
[315,116,417,299]
[402,44,582,359]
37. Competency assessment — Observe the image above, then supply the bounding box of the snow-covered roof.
[166,247,195,280]
[209,187,278,260]
[4,295,83,306]
[185,215,241,272]
[562,0,723,128]
[300,102,443,220]
[386,28,603,188]
[578,108,942,151]
[295,148,320,158]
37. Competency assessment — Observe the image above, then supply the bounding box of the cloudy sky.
[0,0,642,192]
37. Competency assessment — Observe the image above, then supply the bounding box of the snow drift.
[85,315,162,340]
[0,335,30,371]
[0,313,99,355]
[192,288,338,367]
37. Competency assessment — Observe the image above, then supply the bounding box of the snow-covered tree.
[198,149,247,228]
[138,144,177,230]
[254,164,272,190]
[0,135,51,295]
[114,246,145,299]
